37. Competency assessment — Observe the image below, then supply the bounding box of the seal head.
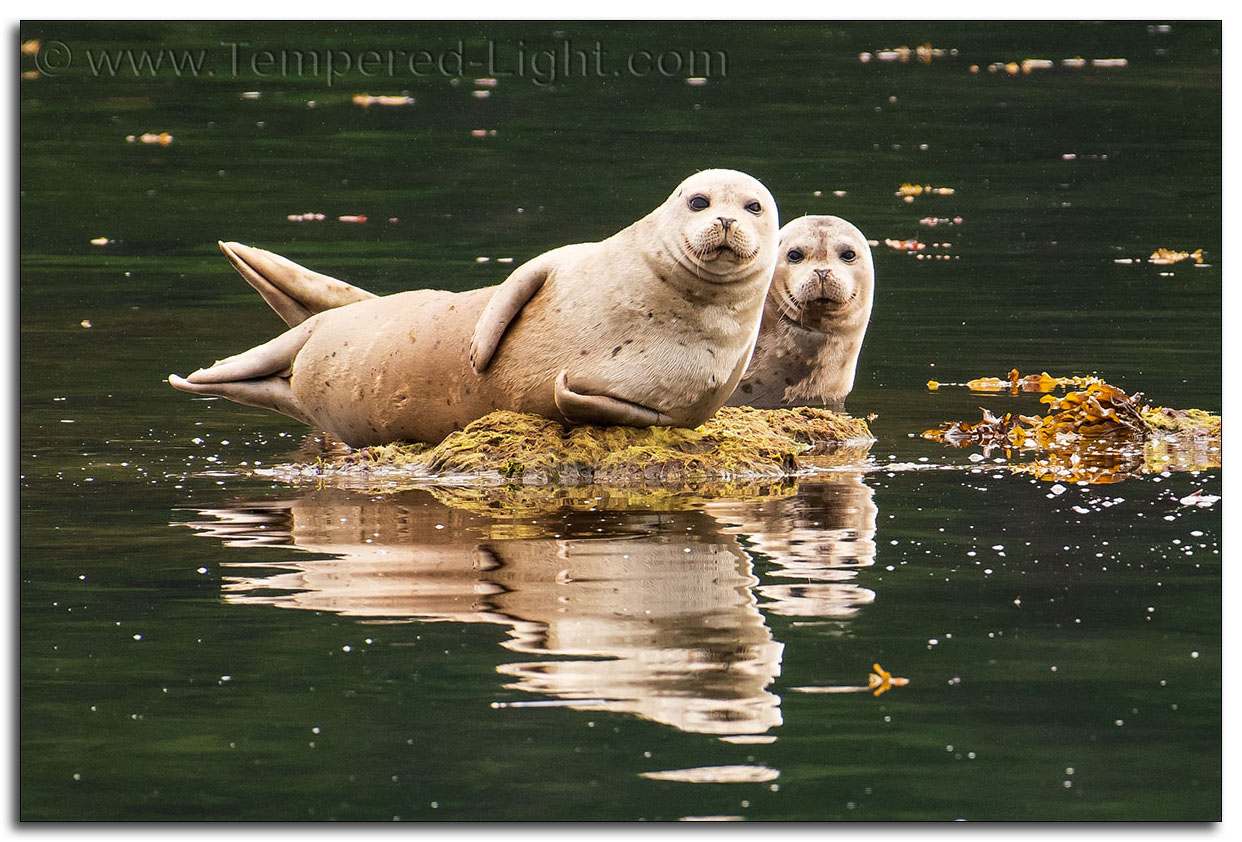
[728,215,875,409]
[656,168,777,284]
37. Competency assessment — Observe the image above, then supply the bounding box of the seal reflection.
[181,476,877,737]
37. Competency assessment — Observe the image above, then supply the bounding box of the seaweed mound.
[316,406,873,485]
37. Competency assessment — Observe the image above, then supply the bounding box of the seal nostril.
[718,217,735,230]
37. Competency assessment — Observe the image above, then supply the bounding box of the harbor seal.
[169,169,779,446]
[727,215,874,409]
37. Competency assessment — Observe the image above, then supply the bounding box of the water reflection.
[181,473,878,737]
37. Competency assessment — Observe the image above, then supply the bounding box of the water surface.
[20,20,1220,821]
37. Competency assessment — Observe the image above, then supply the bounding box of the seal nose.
[718,217,735,230]
[814,268,831,282]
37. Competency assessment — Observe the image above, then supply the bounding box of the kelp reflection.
[180,474,878,736]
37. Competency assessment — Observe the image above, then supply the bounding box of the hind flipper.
[553,370,675,428]
[220,241,377,327]
[169,320,316,422]
[169,373,313,426]
[180,320,315,384]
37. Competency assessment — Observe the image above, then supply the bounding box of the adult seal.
[727,215,874,410]
[169,169,780,446]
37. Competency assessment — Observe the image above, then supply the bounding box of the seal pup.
[727,215,874,410]
[169,169,779,446]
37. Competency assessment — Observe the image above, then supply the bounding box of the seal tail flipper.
[554,370,675,428]
[168,373,313,426]
[168,320,316,424]
[219,241,378,327]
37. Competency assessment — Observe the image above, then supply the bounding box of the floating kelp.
[858,44,957,64]
[262,406,874,489]
[895,183,956,200]
[922,377,1221,483]
[1148,248,1204,266]
[927,368,1102,393]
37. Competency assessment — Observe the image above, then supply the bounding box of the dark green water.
[20,21,1220,821]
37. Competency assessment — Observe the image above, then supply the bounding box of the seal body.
[728,215,874,410]
[170,169,780,446]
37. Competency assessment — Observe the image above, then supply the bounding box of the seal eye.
[744,200,762,214]
[687,195,710,211]
[840,249,857,263]
[786,248,805,264]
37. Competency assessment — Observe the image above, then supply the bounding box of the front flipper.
[220,241,377,327]
[469,258,550,372]
[168,320,316,424]
[554,370,675,428]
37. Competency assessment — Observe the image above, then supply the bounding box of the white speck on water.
[342,645,352,653]
[312,727,321,734]
[1050,484,1066,495]
[1114,719,1124,726]
[132,634,142,641]
[1191,651,1200,659]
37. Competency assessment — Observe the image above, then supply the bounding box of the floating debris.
[241,91,262,99]
[1179,490,1220,508]
[89,237,111,246]
[287,212,327,222]
[885,238,925,252]
[80,320,92,329]
[859,43,957,64]
[919,216,963,227]
[338,214,367,224]
[896,183,955,203]
[929,369,1103,393]
[352,94,414,107]
[791,663,910,697]
[474,77,498,88]
[922,377,1220,483]
[470,129,498,138]
[126,132,174,146]
[471,90,491,99]
[686,77,709,86]
[868,663,910,696]
[1148,248,1204,266]
[641,765,780,784]
[1091,58,1129,68]
[21,39,40,56]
